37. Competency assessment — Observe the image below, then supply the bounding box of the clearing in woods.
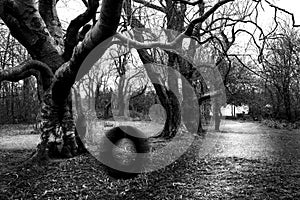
[0,120,300,199]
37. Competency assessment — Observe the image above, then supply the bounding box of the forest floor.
[0,120,300,199]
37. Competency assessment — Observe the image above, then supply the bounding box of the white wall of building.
[220,104,249,117]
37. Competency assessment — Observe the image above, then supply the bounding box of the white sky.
[57,0,300,22]
[56,0,300,37]
[56,0,300,68]
[275,0,300,25]
[55,0,300,98]
[57,0,84,28]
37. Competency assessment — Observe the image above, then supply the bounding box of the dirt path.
[1,120,300,161]
[1,120,300,166]
[200,120,300,162]
[1,120,300,199]
[0,135,39,149]
[0,121,163,150]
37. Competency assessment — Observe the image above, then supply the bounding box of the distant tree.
[0,0,296,161]
[129,89,156,117]
[0,30,39,124]
[261,24,300,121]
[224,59,264,119]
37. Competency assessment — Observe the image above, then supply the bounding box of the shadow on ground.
[0,137,300,199]
[1,120,300,199]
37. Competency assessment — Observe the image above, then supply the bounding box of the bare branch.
[115,32,188,51]
[39,0,64,47]
[52,0,124,104]
[131,84,147,100]
[185,0,234,36]
[229,54,265,79]
[0,60,53,90]
[123,0,171,113]
[81,0,88,7]
[133,0,165,12]
[265,0,300,27]
[198,90,223,103]
[62,0,99,61]
[172,0,203,6]
[0,0,64,71]
[77,24,92,42]
[117,0,234,51]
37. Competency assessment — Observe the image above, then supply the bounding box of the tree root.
[19,147,50,168]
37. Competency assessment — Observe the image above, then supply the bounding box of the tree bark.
[0,0,124,162]
[283,88,292,121]
[213,100,221,131]
[124,1,181,139]
[181,74,201,134]
[140,53,181,139]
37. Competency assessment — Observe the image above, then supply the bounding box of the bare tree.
[0,0,297,161]
[261,24,300,121]
[0,0,123,161]
[120,0,299,134]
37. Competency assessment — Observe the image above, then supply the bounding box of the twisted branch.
[62,0,99,61]
[133,0,165,12]
[39,0,64,48]
[0,60,53,90]
[52,0,124,104]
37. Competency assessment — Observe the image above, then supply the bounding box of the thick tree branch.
[124,0,182,138]
[0,60,53,90]
[81,0,88,7]
[123,0,166,86]
[198,90,222,103]
[52,0,124,104]
[0,0,64,71]
[78,24,92,42]
[117,0,234,52]
[172,0,203,6]
[39,0,64,48]
[62,0,99,61]
[184,0,234,36]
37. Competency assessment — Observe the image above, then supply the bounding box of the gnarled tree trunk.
[0,0,124,162]
[0,0,236,160]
